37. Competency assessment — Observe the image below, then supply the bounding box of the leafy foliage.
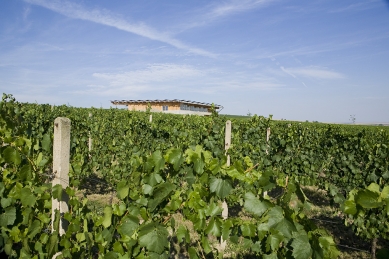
[342,183,389,240]
[2,93,389,257]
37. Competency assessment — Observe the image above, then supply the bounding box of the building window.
[163,105,168,111]
[179,104,207,112]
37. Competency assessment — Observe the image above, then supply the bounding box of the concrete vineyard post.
[225,120,231,166]
[264,127,271,197]
[52,117,70,236]
[89,113,92,152]
[149,114,152,123]
[221,120,232,250]
[266,127,270,154]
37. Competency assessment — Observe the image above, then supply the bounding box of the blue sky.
[1,0,388,123]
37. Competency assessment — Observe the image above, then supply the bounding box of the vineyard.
[1,93,389,258]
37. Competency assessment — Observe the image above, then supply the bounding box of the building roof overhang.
[111,99,223,109]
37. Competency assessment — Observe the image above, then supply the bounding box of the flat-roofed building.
[111,99,222,116]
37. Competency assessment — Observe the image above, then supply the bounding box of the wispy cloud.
[93,64,203,86]
[281,66,345,79]
[280,66,297,78]
[24,0,215,57]
[23,6,31,20]
[256,31,389,61]
[194,80,282,94]
[329,0,381,13]
[76,64,204,96]
[178,0,275,31]
[72,63,283,96]
[208,0,273,19]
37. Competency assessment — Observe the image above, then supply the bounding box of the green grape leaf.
[226,166,243,181]
[208,158,220,175]
[14,137,26,147]
[343,200,357,215]
[381,186,389,199]
[102,207,113,228]
[267,206,284,227]
[241,223,256,237]
[1,197,13,208]
[193,154,205,175]
[119,215,139,237]
[20,164,32,181]
[201,236,212,254]
[386,199,389,216]
[113,242,124,255]
[148,252,168,259]
[205,217,221,237]
[10,226,21,242]
[318,236,340,259]
[188,247,199,259]
[117,180,129,200]
[28,220,41,238]
[188,191,206,209]
[244,156,254,168]
[266,233,283,251]
[41,134,51,152]
[176,225,190,244]
[76,233,85,242]
[52,184,63,201]
[142,184,153,195]
[222,219,233,241]
[165,148,184,171]
[20,187,36,207]
[0,206,16,227]
[291,234,312,259]
[263,253,278,259]
[139,222,169,254]
[113,203,127,216]
[35,152,43,166]
[185,148,206,175]
[209,177,232,199]
[355,189,382,208]
[147,182,175,211]
[145,173,163,187]
[244,192,271,217]
[274,219,295,239]
[104,251,118,259]
[0,182,4,196]
[48,231,59,258]
[3,146,21,165]
[152,150,165,173]
[367,183,380,194]
[204,202,222,217]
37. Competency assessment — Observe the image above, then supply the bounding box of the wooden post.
[221,120,231,250]
[52,117,70,236]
